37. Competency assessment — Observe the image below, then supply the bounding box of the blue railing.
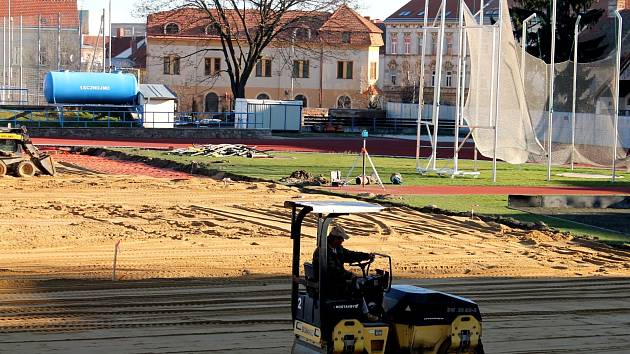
[0,110,260,129]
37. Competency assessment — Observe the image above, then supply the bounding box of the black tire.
[16,160,36,177]
[475,339,485,354]
[0,161,6,177]
[437,338,451,354]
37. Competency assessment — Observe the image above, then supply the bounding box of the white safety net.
[462,1,545,164]
[463,0,624,167]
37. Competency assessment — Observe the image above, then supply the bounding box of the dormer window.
[295,28,312,40]
[399,11,412,16]
[206,24,219,35]
[342,32,351,43]
[164,23,180,35]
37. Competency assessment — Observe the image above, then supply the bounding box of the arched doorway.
[205,92,219,112]
[337,95,351,109]
[256,93,270,100]
[295,94,307,108]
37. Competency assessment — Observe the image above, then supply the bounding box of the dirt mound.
[280,170,328,186]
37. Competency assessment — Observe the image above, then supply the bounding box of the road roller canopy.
[284,200,385,214]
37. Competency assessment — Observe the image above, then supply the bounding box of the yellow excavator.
[0,126,56,177]
[286,200,484,354]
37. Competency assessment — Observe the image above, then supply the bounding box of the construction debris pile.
[280,170,328,186]
[168,144,271,158]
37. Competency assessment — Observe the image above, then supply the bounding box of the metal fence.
[0,110,261,129]
[0,14,81,105]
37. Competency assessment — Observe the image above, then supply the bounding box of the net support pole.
[547,0,557,181]
[453,0,465,175]
[431,0,448,171]
[521,14,536,84]
[415,0,430,171]
[612,11,622,183]
[491,0,504,183]
[571,15,581,171]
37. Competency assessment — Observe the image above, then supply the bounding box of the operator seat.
[303,262,319,297]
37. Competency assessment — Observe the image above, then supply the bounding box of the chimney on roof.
[364,16,371,21]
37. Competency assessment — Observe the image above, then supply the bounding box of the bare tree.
[136,0,357,101]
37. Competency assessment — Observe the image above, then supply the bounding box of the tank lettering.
[80,86,112,91]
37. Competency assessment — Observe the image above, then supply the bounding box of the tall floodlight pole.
[415,0,429,170]
[102,9,106,73]
[521,14,536,84]
[612,11,622,182]
[431,0,448,171]
[491,0,504,183]
[547,0,557,181]
[37,15,41,105]
[570,15,582,171]
[3,17,6,96]
[19,16,22,103]
[8,0,11,93]
[108,0,112,71]
[453,0,465,174]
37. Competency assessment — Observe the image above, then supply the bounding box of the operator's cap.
[329,225,349,240]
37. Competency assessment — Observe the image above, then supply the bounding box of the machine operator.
[312,225,375,297]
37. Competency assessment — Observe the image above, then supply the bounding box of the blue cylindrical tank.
[44,71,139,105]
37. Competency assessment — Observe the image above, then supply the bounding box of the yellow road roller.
[286,200,484,354]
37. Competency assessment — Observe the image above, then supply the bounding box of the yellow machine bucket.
[34,155,56,176]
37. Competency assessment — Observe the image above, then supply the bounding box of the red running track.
[322,185,630,196]
[33,137,479,159]
[55,154,196,179]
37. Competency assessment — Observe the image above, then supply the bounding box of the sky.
[78,0,407,35]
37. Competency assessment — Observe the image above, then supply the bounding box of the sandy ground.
[1,164,628,281]
[0,160,629,353]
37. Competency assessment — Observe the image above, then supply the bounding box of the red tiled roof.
[147,5,382,46]
[0,0,78,28]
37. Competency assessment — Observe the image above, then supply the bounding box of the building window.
[446,71,452,87]
[391,75,397,86]
[204,57,221,76]
[404,33,411,54]
[446,36,453,56]
[164,23,180,35]
[295,94,308,107]
[417,33,423,54]
[295,28,312,40]
[342,32,351,43]
[337,95,352,109]
[337,61,353,79]
[256,58,272,77]
[292,60,310,78]
[256,93,270,100]
[391,33,398,54]
[431,36,437,55]
[205,92,219,112]
[206,24,219,35]
[431,71,436,87]
[369,62,377,80]
[163,55,180,75]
